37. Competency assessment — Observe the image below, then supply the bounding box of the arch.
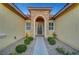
[35,16,44,22]
[34,15,46,22]
[35,16,45,37]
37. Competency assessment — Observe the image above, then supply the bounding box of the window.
[49,22,53,30]
[26,22,31,30]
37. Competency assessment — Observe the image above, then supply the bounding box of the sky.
[14,3,67,15]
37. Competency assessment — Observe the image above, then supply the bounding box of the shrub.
[56,47,65,54]
[15,44,27,53]
[48,37,56,45]
[49,39,56,45]
[71,52,77,55]
[48,37,53,42]
[24,36,33,45]
[24,39,31,45]
[56,47,77,55]
[28,37,33,41]
[65,51,77,55]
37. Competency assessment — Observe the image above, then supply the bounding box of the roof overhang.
[53,3,73,20]
[2,3,27,20]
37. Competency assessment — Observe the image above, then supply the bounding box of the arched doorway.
[35,16,44,36]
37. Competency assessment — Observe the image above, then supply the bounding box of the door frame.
[35,16,45,37]
[35,22,44,36]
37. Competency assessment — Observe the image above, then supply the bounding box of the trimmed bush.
[24,39,31,45]
[49,39,56,45]
[56,47,65,54]
[48,37,56,45]
[15,44,27,53]
[48,37,53,42]
[71,52,77,55]
[28,37,33,41]
[56,47,77,55]
[24,37,33,45]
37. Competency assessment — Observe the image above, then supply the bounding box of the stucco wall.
[0,4,25,51]
[55,4,79,50]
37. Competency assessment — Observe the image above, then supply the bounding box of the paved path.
[33,37,48,55]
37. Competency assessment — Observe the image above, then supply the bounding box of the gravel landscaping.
[0,37,36,55]
[44,38,79,55]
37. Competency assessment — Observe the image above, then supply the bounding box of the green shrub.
[48,37,53,41]
[48,37,56,45]
[24,39,31,45]
[64,51,74,55]
[56,47,65,54]
[28,37,33,41]
[71,52,77,55]
[15,44,27,53]
[56,47,77,55]
[63,51,76,55]
[24,36,33,45]
[49,39,56,45]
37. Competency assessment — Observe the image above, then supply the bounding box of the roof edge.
[53,3,73,19]
[2,3,27,20]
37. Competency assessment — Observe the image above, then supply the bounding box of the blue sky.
[14,3,67,15]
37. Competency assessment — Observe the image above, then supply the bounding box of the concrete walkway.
[33,37,48,55]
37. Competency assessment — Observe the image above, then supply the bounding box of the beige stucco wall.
[0,4,25,51]
[55,4,79,50]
